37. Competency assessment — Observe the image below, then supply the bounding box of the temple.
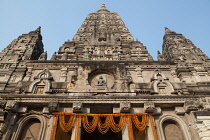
[0,4,210,140]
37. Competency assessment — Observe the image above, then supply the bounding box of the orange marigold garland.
[52,113,156,140]
[59,113,76,132]
[110,115,125,133]
[97,115,111,134]
[131,114,148,131]
[82,114,99,133]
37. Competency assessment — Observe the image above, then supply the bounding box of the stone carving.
[97,76,106,87]
[73,102,83,113]
[184,100,198,112]
[152,69,175,95]
[144,102,155,113]
[5,101,18,111]
[200,97,210,111]
[50,52,57,60]
[0,101,6,109]
[38,51,47,60]
[67,82,75,90]
[49,102,59,112]
[175,106,185,115]
[120,102,130,113]
[18,106,28,113]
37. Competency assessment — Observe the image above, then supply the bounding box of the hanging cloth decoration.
[50,113,158,140]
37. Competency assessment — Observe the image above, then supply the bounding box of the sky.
[0,0,210,60]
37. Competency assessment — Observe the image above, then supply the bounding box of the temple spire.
[101,4,106,9]
[165,27,177,35]
[35,26,41,34]
[97,4,110,13]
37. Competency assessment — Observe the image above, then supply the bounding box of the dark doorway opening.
[81,127,122,140]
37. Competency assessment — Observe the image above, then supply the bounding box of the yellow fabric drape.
[50,113,158,140]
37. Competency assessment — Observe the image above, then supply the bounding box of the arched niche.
[88,70,115,90]
[11,115,47,140]
[27,69,52,94]
[151,69,175,94]
[153,81,174,95]
[27,79,51,94]
[157,115,191,140]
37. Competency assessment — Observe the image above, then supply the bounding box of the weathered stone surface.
[0,4,209,140]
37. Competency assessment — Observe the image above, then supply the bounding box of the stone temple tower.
[0,4,210,140]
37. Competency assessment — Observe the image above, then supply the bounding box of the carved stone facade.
[0,4,210,140]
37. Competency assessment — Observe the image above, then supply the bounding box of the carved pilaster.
[120,102,130,113]
[184,100,198,112]
[73,102,83,113]
[49,102,59,113]
[144,102,155,113]
[5,101,18,112]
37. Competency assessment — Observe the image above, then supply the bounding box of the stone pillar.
[2,113,18,140]
[122,123,129,140]
[147,117,155,140]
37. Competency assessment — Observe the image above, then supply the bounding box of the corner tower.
[161,27,209,63]
[54,4,153,61]
[0,27,44,90]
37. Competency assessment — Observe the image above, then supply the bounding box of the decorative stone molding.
[154,107,162,115]
[144,102,155,113]
[27,79,51,94]
[157,115,191,140]
[200,97,210,111]
[0,108,5,123]
[120,102,130,113]
[17,106,27,113]
[195,112,210,140]
[10,115,47,140]
[0,101,6,109]
[151,69,175,95]
[175,106,185,115]
[5,101,18,112]
[35,68,53,80]
[73,102,83,113]
[184,100,198,112]
[42,107,49,114]
[49,102,59,113]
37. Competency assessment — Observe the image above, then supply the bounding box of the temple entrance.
[81,127,122,140]
[55,116,72,140]
[86,104,122,139]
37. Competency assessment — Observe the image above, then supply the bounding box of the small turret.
[162,27,209,63]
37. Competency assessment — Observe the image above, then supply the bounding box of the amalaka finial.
[101,4,106,9]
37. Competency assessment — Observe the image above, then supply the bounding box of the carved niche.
[88,70,114,91]
[27,69,53,94]
[151,69,175,95]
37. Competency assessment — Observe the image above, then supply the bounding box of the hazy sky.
[0,0,210,60]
